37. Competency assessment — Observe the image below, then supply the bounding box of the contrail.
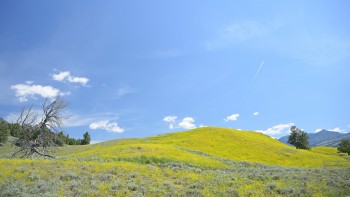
[250,60,264,87]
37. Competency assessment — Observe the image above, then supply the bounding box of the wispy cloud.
[89,120,124,133]
[63,111,121,128]
[290,35,350,67]
[221,21,267,41]
[224,114,240,122]
[52,71,89,86]
[204,19,350,67]
[250,61,264,87]
[163,116,178,123]
[5,109,42,123]
[11,82,69,102]
[64,116,100,127]
[205,20,267,50]
[253,112,259,116]
[117,85,135,98]
[256,123,294,136]
[329,127,343,132]
[316,127,346,133]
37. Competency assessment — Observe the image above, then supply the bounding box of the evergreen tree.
[337,139,350,155]
[10,123,20,137]
[81,132,91,145]
[288,126,310,149]
[0,122,9,144]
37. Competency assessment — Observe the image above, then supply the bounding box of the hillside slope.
[60,127,350,168]
[1,127,350,196]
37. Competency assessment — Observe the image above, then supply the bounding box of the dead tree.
[12,97,68,159]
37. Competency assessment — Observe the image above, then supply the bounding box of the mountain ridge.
[279,129,350,147]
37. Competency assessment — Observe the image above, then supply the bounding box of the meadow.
[1,127,350,196]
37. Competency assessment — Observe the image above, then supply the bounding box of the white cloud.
[329,127,342,132]
[328,127,347,133]
[163,116,177,123]
[178,117,196,130]
[315,128,323,132]
[256,123,294,136]
[52,71,70,81]
[52,71,89,86]
[224,114,240,122]
[90,140,103,144]
[68,76,89,85]
[89,120,124,133]
[11,83,67,102]
[253,112,259,116]
[163,116,197,130]
[315,127,346,133]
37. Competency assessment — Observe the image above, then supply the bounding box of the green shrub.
[27,172,40,181]
[185,189,201,197]
[69,180,81,190]
[59,172,79,181]
[265,182,277,191]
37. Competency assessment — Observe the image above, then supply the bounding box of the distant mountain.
[279,129,350,147]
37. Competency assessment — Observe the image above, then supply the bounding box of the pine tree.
[0,122,9,144]
[81,132,91,145]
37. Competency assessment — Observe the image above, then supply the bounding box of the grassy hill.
[1,127,350,196]
[58,127,350,168]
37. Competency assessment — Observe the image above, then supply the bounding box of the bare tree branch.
[12,97,68,159]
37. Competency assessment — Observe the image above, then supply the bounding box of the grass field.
[1,127,350,196]
[60,127,350,168]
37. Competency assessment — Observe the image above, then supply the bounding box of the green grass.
[1,127,350,196]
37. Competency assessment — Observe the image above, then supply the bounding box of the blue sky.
[1,0,349,142]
